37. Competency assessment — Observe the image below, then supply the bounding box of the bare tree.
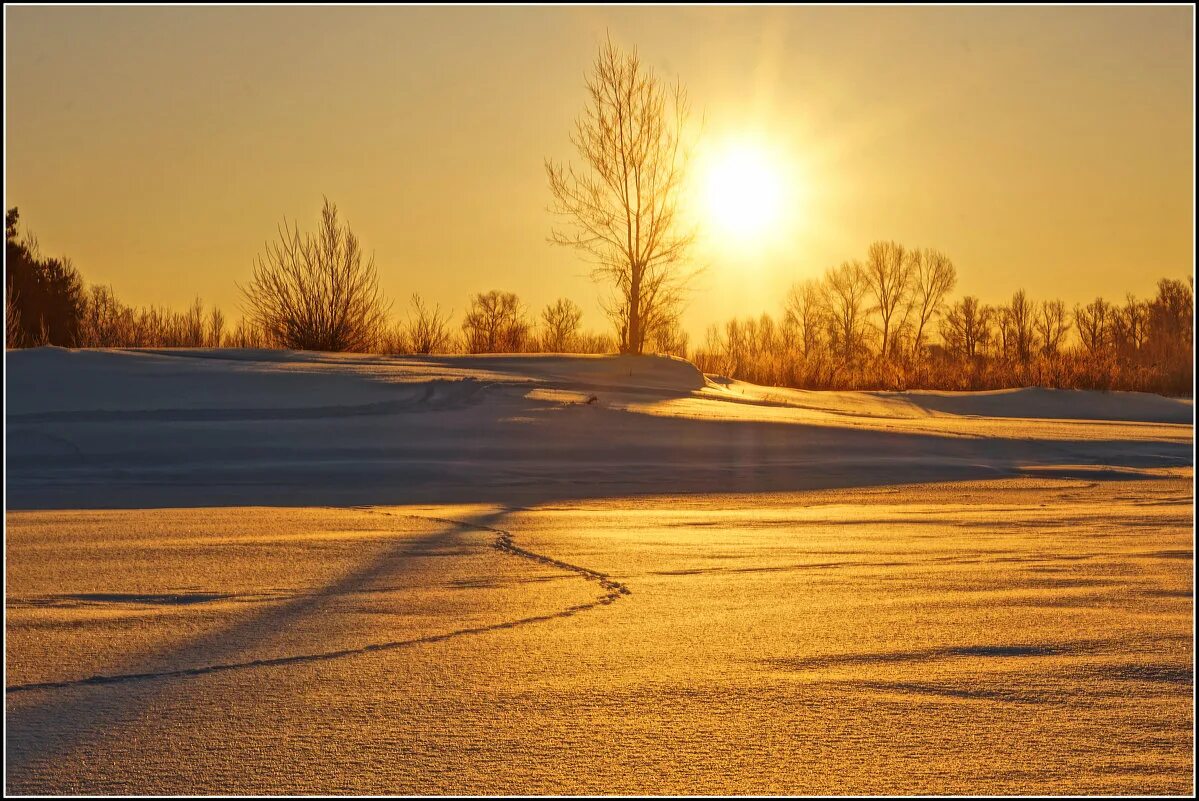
[822,260,871,362]
[863,240,913,360]
[207,306,225,348]
[240,198,389,352]
[783,279,826,358]
[1035,299,1070,356]
[462,290,531,353]
[546,38,695,354]
[539,298,584,352]
[1146,277,1194,363]
[1000,290,1037,362]
[908,248,956,358]
[1112,293,1148,356]
[79,284,130,347]
[1075,296,1112,358]
[403,293,454,354]
[940,295,992,359]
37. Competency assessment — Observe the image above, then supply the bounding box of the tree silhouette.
[909,248,956,358]
[863,240,912,360]
[461,290,530,353]
[540,298,584,352]
[1036,299,1070,356]
[5,207,84,347]
[783,279,826,359]
[240,198,389,352]
[1075,296,1112,358]
[401,293,455,354]
[940,296,992,359]
[546,38,695,355]
[822,260,871,362]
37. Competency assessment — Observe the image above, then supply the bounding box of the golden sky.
[5,5,1194,337]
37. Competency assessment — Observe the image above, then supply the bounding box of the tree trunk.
[628,264,643,354]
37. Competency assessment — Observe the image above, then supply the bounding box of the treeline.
[6,209,257,350]
[693,240,1194,396]
[4,204,678,357]
[5,208,1193,396]
[385,292,619,355]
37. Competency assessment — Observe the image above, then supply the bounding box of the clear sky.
[5,5,1194,337]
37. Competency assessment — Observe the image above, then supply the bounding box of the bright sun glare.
[703,143,786,241]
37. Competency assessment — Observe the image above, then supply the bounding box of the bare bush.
[228,317,268,349]
[461,290,531,353]
[208,306,225,348]
[401,293,455,354]
[180,297,206,347]
[648,316,689,358]
[575,330,616,354]
[240,198,389,352]
[6,282,22,348]
[539,298,583,352]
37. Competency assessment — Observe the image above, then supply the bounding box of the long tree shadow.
[6,505,608,792]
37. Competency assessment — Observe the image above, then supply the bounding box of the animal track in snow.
[7,508,629,694]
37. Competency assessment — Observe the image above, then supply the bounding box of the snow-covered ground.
[4,348,1195,793]
[5,347,1191,508]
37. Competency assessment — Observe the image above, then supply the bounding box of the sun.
[702,142,786,240]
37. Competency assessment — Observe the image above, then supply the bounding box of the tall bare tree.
[546,38,695,355]
[822,260,871,362]
[908,248,956,358]
[240,198,389,352]
[863,240,913,360]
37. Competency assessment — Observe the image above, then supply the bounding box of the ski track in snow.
[5,509,630,695]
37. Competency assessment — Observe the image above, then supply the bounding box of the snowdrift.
[5,347,1192,508]
[885,386,1193,424]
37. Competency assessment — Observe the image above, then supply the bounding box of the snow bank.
[5,348,1192,509]
[701,378,1193,425]
[884,386,1193,424]
[4,348,705,415]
